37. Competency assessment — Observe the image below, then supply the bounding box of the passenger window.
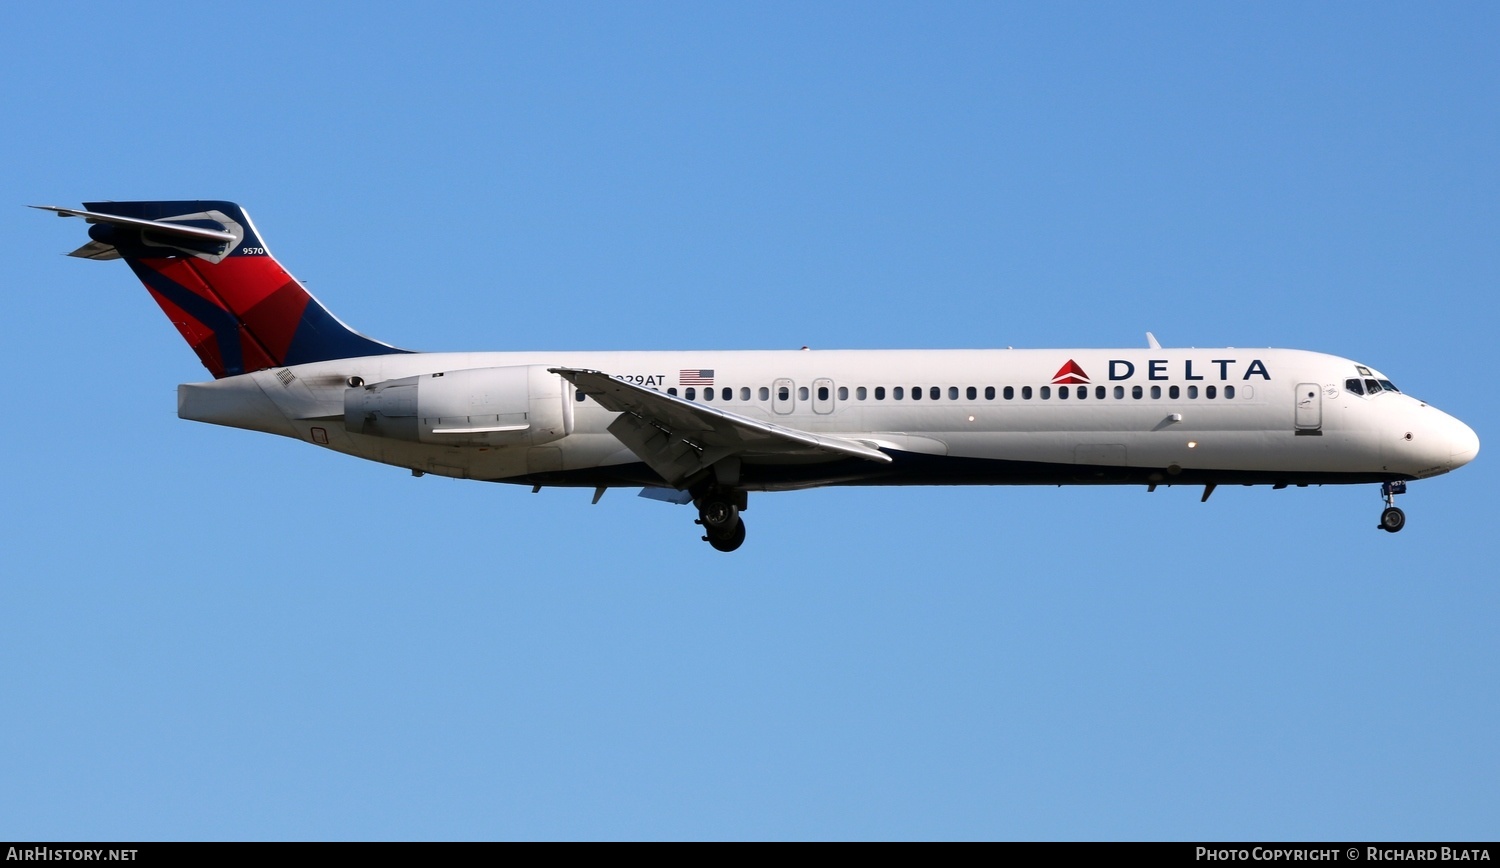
[740,387,751,401]
[1003,386,1013,400]
[1151,385,1161,399]
[1206,385,1216,399]
[963,386,973,400]
[893,387,904,400]
[686,387,696,400]
[703,388,713,401]
[722,387,732,401]
[1225,385,1236,399]
[931,386,941,400]
[1041,386,1051,399]
[1075,386,1086,399]
[986,386,996,400]
[912,387,922,401]
[1169,385,1180,399]
[1096,386,1106,399]
[875,386,886,400]
[817,386,829,401]
[758,387,769,401]
[1022,386,1032,400]
[1345,379,1364,396]
[1132,385,1142,399]
[777,386,789,401]
[838,386,848,400]
[668,387,678,396]
[1187,385,1198,399]
[798,386,809,400]
[1114,386,1124,399]
[576,390,585,402]
[1058,386,1068,400]
[856,386,867,400]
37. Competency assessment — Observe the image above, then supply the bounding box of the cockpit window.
[1345,379,1365,396]
[1365,379,1383,395]
[1379,379,1399,393]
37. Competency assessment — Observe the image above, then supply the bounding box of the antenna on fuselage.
[1146,332,1162,349]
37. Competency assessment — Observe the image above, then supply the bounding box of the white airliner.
[37,200,1479,551]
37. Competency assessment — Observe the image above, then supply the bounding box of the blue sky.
[1,2,1496,840]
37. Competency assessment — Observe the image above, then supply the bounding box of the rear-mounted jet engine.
[344,365,573,447]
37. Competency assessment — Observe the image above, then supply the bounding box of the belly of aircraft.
[508,448,1402,491]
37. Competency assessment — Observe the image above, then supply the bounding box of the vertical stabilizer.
[39,201,408,378]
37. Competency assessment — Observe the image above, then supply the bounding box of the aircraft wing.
[551,367,891,487]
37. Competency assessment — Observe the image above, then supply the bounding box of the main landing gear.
[1378,481,1407,533]
[695,488,748,552]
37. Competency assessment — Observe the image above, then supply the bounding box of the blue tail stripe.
[128,261,246,376]
[284,303,410,366]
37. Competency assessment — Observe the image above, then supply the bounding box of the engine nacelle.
[344,365,574,446]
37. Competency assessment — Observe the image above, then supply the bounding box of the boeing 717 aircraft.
[36,200,1479,551]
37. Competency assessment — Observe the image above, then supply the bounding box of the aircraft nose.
[1387,405,1478,477]
[1449,417,1480,469]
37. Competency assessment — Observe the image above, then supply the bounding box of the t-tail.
[35,200,408,378]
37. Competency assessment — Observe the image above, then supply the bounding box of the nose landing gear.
[695,489,748,552]
[1378,481,1407,533]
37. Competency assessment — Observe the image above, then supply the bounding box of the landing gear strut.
[695,489,748,552]
[1378,481,1407,533]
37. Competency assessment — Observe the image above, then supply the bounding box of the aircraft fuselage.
[179,347,1477,492]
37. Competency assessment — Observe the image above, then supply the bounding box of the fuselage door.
[1295,382,1322,432]
[812,378,835,415]
[773,378,795,415]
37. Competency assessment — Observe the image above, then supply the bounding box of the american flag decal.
[679,369,715,386]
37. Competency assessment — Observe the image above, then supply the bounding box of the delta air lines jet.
[36,200,1479,551]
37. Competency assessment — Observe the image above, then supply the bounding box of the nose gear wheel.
[1377,481,1408,533]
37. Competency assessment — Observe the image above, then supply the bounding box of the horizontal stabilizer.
[32,205,238,244]
[65,240,123,261]
[34,203,242,264]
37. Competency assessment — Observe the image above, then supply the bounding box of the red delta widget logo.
[1052,359,1271,384]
